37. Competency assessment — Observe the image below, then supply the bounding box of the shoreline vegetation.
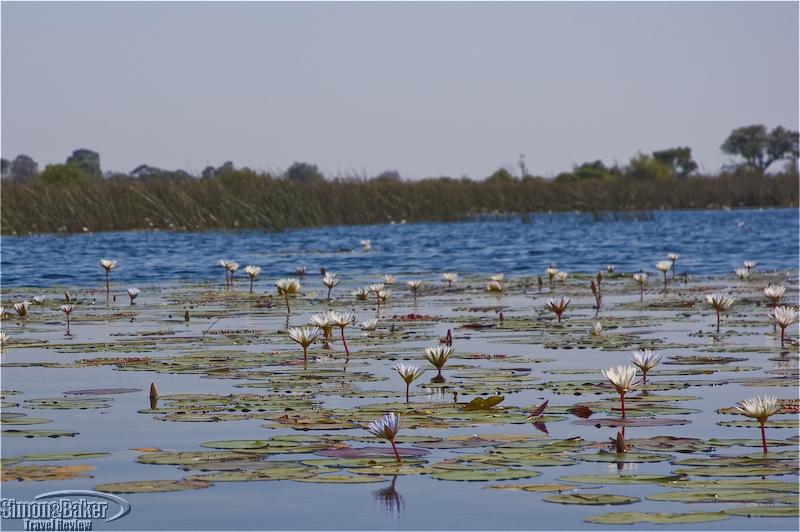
[2,170,796,235]
[2,124,797,235]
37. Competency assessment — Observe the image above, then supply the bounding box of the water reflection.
[373,476,404,518]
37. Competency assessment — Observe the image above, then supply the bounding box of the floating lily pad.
[316,446,428,459]
[561,474,684,485]
[485,484,578,493]
[647,490,792,503]
[294,474,387,483]
[2,429,77,438]
[186,466,315,482]
[574,451,673,463]
[431,468,540,482]
[574,417,690,428]
[64,388,141,395]
[0,416,52,425]
[672,466,796,477]
[2,464,95,481]
[25,397,111,410]
[722,506,799,517]
[9,451,111,461]
[544,493,640,505]
[585,511,729,525]
[95,479,213,493]
[659,478,799,492]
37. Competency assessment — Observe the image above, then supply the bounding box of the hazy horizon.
[2,2,798,179]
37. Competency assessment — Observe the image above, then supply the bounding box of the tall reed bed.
[2,172,796,234]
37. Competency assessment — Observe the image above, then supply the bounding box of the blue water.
[1,208,798,287]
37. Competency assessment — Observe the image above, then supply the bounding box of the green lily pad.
[544,493,640,505]
[648,490,793,503]
[485,483,579,493]
[294,474,388,483]
[585,511,729,525]
[2,429,78,438]
[716,419,799,428]
[0,416,52,425]
[95,479,213,493]
[2,464,95,481]
[574,451,673,463]
[463,395,505,410]
[723,506,799,517]
[431,468,541,482]
[25,398,111,410]
[561,474,684,484]
[672,466,796,477]
[659,478,799,492]
[9,451,111,461]
[186,466,315,482]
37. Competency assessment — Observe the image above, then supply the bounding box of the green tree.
[652,147,697,178]
[66,149,102,178]
[8,154,38,181]
[486,167,516,183]
[38,163,87,183]
[286,162,324,184]
[625,153,672,181]
[721,125,799,172]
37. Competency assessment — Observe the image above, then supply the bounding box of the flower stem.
[760,421,768,453]
[249,278,254,294]
[716,311,721,333]
[341,329,350,358]
[780,326,785,347]
[303,346,308,364]
[390,439,402,463]
[405,383,410,403]
[620,393,626,418]
[284,293,291,314]
[105,271,110,296]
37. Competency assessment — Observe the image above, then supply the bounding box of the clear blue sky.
[2,2,798,178]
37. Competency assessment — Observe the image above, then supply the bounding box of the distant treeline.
[1,124,797,234]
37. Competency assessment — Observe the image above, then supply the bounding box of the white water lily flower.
[322,273,340,289]
[394,363,425,383]
[295,265,307,276]
[631,348,661,384]
[33,296,46,305]
[705,293,734,311]
[393,364,425,403]
[668,253,680,262]
[607,265,616,273]
[100,259,118,271]
[377,289,391,302]
[13,302,29,317]
[366,413,404,462]
[734,267,750,280]
[406,280,422,300]
[0,306,7,318]
[127,287,140,304]
[368,283,385,293]
[287,326,322,364]
[360,239,372,251]
[633,272,648,284]
[735,395,780,454]
[61,304,74,315]
[490,273,505,283]
[243,265,262,293]
[226,261,240,273]
[769,305,799,347]
[275,278,302,313]
[353,287,370,301]
[360,318,379,331]
[743,261,758,271]
[244,265,262,279]
[591,322,603,336]
[736,396,779,422]
[367,412,402,440]
[423,345,454,371]
[655,261,671,273]
[544,296,570,322]
[309,311,336,339]
[546,266,559,281]
[442,272,458,286]
[764,284,786,304]
[487,280,503,293]
[706,292,734,333]
[322,272,340,299]
[555,271,568,282]
[382,275,396,285]
[329,311,355,329]
[601,365,638,418]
